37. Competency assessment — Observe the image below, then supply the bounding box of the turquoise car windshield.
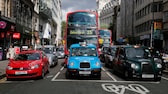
[71,47,97,56]
[126,48,151,58]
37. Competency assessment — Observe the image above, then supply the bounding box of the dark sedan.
[113,45,162,81]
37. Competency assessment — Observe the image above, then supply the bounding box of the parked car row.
[100,45,162,81]
[5,45,65,80]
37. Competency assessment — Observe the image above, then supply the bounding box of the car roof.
[44,45,55,48]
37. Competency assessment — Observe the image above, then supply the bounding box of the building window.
[152,2,162,12]
[163,12,168,22]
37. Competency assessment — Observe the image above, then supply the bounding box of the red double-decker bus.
[98,29,112,48]
[63,10,99,65]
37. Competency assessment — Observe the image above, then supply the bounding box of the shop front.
[0,18,17,60]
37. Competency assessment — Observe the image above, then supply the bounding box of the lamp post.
[150,0,154,48]
[31,14,35,47]
[150,22,153,47]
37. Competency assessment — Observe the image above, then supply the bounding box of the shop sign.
[0,21,7,29]
[154,22,162,30]
[13,33,20,39]
[0,32,4,38]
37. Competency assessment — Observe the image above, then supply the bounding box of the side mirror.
[65,54,69,58]
[119,55,125,59]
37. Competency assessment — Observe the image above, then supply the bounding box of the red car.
[6,50,49,80]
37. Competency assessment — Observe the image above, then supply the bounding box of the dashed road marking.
[102,67,117,81]
[162,76,168,80]
[51,66,64,81]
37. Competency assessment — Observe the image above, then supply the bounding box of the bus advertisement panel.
[64,10,99,65]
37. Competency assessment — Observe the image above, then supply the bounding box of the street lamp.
[150,22,153,47]
[150,0,154,48]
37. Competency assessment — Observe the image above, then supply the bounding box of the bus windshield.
[68,12,96,26]
[71,47,97,57]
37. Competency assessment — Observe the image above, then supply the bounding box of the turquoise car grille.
[80,62,90,68]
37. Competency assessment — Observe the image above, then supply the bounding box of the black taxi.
[113,45,162,81]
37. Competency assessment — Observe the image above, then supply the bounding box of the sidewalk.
[0,60,9,79]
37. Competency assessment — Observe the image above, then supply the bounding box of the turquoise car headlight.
[69,62,74,66]
[131,63,139,70]
[156,63,162,69]
[95,62,101,66]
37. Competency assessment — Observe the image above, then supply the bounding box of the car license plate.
[142,74,154,78]
[15,71,27,75]
[79,71,91,75]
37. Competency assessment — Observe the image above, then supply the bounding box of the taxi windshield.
[14,53,40,60]
[71,47,97,56]
[126,48,151,58]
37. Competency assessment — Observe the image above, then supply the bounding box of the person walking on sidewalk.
[6,45,15,59]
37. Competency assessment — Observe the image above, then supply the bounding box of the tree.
[61,21,66,38]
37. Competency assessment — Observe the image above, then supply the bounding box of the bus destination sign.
[68,30,96,35]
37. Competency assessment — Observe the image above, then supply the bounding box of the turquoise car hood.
[68,56,101,69]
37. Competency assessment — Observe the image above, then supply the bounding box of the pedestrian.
[6,45,15,59]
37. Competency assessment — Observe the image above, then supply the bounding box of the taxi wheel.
[154,77,161,81]
[97,74,101,80]
[124,70,132,80]
[65,71,71,79]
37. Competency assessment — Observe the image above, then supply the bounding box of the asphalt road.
[0,59,168,94]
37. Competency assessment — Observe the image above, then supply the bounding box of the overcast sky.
[61,0,97,21]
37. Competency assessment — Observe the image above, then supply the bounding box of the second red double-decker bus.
[63,10,99,65]
[98,29,112,48]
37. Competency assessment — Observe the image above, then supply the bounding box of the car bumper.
[6,68,42,79]
[58,55,65,59]
[132,70,162,79]
[67,68,101,77]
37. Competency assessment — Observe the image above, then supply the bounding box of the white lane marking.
[102,67,117,82]
[162,76,168,80]
[60,67,64,71]
[51,66,64,81]
[102,83,150,94]
[46,75,54,78]
[51,72,60,81]
[51,79,160,84]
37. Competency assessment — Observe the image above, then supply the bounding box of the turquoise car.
[66,42,101,79]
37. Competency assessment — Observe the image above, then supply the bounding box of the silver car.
[43,45,58,67]
[56,46,65,59]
